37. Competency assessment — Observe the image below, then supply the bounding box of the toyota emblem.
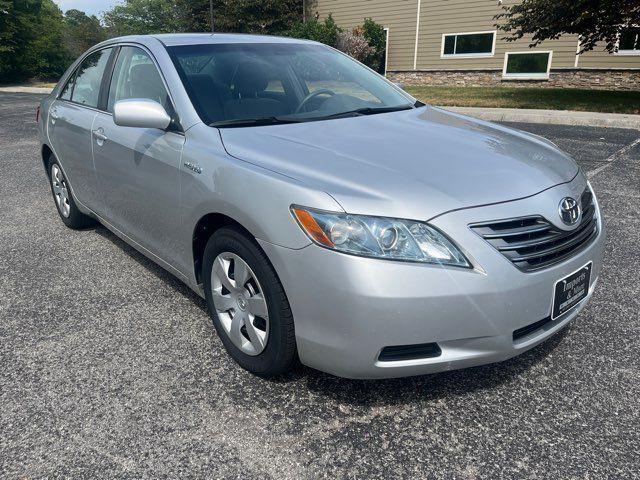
[559,197,581,226]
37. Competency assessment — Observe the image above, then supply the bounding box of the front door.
[92,46,185,267]
[48,48,114,211]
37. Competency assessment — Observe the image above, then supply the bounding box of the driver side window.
[107,46,172,113]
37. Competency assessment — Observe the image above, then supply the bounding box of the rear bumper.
[259,179,605,379]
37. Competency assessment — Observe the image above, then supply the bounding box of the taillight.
[36,105,40,123]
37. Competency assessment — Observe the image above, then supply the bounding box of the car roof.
[110,33,318,47]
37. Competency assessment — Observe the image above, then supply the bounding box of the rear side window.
[71,48,113,108]
[107,46,171,112]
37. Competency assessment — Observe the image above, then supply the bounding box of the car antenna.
[209,0,215,34]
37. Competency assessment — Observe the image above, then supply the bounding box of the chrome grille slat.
[499,215,596,253]
[513,228,598,270]
[507,219,597,262]
[496,230,566,250]
[473,219,550,239]
[470,188,598,272]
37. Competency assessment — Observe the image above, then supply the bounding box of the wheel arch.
[41,144,54,176]
[192,212,256,285]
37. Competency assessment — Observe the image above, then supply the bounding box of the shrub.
[361,18,386,73]
[336,30,375,65]
[287,14,342,48]
[287,15,387,73]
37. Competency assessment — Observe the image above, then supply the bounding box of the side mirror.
[113,99,171,130]
[394,82,405,90]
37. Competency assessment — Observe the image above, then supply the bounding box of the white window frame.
[502,50,554,80]
[615,27,640,55]
[440,30,497,59]
[383,27,390,75]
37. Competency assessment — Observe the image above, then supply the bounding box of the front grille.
[378,343,442,362]
[470,188,598,272]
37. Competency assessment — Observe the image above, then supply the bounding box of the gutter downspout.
[413,0,422,70]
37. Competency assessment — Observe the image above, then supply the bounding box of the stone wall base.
[387,69,640,90]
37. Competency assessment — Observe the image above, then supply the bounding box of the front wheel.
[202,227,297,376]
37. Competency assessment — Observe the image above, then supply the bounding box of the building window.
[441,31,496,58]
[503,51,553,80]
[618,27,640,55]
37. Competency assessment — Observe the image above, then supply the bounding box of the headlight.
[291,206,471,268]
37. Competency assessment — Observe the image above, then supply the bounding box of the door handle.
[50,109,59,124]
[92,128,108,145]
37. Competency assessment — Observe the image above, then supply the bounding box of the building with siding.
[308,0,640,90]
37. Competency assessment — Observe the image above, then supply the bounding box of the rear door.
[92,45,185,266]
[48,48,114,211]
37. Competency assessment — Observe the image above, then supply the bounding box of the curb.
[439,106,640,130]
[0,86,54,94]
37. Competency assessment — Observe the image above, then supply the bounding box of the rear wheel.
[47,155,95,229]
[203,227,297,376]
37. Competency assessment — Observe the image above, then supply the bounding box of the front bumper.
[259,178,606,379]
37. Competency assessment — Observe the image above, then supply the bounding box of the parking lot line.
[588,137,640,179]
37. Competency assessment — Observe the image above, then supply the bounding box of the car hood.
[219,106,578,220]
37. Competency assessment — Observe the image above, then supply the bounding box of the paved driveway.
[1,93,639,479]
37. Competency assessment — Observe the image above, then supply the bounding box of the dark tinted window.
[107,46,171,112]
[71,48,113,108]
[443,36,456,55]
[619,28,639,51]
[443,33,494,56]
[505,52,551,75]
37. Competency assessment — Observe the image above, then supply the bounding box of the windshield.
[167,42,415,126]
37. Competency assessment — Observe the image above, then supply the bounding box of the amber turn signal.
[291,207,334,247]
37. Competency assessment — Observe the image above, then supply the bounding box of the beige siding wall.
[417,0,578,70]
[313,0,418,71]
[314,0,640,72]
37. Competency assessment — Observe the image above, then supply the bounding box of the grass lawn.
[404,86,640,115]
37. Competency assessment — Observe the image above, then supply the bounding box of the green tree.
[175,0,303,34]
[496,0,640,53]
[287,14,341,47]
[64,9,106,58]
[173,0,212,31]
[223,0,302,34]
[0,0,17,77]
[0,0,68,82]
[102,0,181,37]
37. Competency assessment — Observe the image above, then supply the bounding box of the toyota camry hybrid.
[37,34,605,379]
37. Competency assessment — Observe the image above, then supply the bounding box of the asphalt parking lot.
[1,92,639,479]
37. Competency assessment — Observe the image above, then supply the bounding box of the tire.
[203,226,297,376]
[47,154,95,229]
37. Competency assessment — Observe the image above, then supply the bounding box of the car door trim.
[98,46,121,111]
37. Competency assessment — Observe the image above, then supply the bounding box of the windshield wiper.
[210,103,421,127]
[315,104,416,120]
[210,117,301,128]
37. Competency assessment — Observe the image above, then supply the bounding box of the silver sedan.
[37,34,605,379]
